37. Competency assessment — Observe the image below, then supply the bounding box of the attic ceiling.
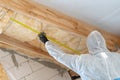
[0,0,120,70]
[0,0,120,78]
[34,0,120,36]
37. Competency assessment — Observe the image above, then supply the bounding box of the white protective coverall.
[45,31,120,80]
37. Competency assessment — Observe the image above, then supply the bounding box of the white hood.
[87,31,109,55]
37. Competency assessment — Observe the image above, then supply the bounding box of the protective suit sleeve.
[45,41,82,73]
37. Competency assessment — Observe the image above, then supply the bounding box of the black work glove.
[38,32,49,44]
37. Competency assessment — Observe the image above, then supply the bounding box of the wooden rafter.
[0,34,67,69]
[0,0,120,50]
[0,34,49,57]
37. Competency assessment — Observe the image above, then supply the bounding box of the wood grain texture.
[0,34,50,58]
[0,0,120,51]
[0,64,9,80]
[0,34,68,69]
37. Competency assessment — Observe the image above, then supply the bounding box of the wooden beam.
[0,34,50,58]
[0,0,96,36]
[0,34,67,69]
[0,64,9,80]
[0,0,120,50]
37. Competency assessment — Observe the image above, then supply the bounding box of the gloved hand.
[38,32,49,44]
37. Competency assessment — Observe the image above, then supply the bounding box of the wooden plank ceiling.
[0,0,120,69]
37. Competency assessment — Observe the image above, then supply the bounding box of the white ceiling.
[34,0,120,36]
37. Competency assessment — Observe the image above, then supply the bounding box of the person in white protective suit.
[38,31,120,80]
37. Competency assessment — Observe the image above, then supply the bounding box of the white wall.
[34,0,120,36]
